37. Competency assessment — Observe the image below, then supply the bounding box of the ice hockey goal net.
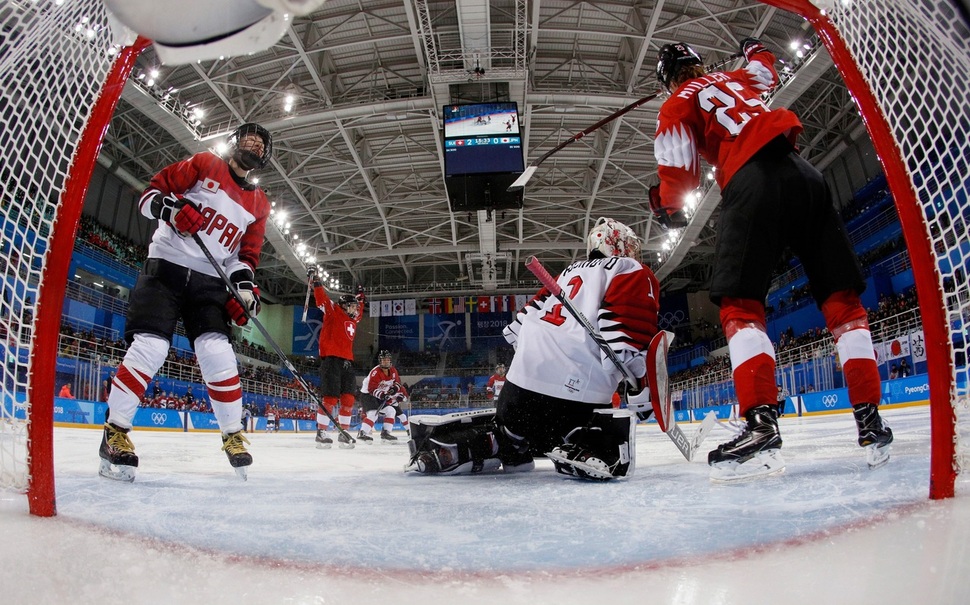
[762,0,970,498]
[0,0,145,516]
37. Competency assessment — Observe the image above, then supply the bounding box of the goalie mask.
[587,217,641,259]
[228,122,273,170]
[657,42,703,91]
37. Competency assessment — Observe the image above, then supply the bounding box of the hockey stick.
[191,233,355,443]
[509,52,743,192]
[524,256,706,461]
[301,275,312,323]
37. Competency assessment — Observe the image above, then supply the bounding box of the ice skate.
[221,431,252,480]
[357,430,374,444]
[338,430,356,449]
[709,405,785,482]
[381,429,400,444]
[853,403,893,469]
[98,422,138,482]
[547,444,613,481]
[315,429,333,449]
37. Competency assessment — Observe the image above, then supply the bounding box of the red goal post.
[760,0,970,498]
[0,1,147,516]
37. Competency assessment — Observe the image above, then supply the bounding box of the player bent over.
[407,218,660,480]
[652,39,893,481]
[358,350,410,443]
[99,123,273,481]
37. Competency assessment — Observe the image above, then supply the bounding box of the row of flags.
[368,295,530,318]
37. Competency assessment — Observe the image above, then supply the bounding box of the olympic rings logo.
[658,310,686,329]
[821,394,838,407]
[151,412,167,425]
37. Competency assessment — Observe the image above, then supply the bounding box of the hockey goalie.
[407,218,660,481]
[102,0,328,64]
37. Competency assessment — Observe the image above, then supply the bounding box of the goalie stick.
[508,52,743,192]
[524,256,714,460]
[191,233,355,445]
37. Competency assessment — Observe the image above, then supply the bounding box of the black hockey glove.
[150,193,205,237]
[649,186,689,229]
[306,265,322,287]
[355,284,365,305]
[740,37,767,61]
[226,268,261,326]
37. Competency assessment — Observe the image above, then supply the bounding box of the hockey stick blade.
[507,166,537,191]
[691,412,718,453]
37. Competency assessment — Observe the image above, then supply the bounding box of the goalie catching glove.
[648,186,688,229]
[149,193,205,237]
[226,268,261,326]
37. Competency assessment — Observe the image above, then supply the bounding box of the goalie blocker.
[406,408,636,481]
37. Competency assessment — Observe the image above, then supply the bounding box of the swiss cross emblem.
[202,178,220,192]
[345,321,356,339]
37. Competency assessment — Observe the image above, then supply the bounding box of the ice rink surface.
[2,405,969,604]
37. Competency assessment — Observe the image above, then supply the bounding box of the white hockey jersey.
[505,256,659,403]
[139,151,270,278]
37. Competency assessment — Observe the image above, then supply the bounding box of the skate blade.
[338,442,355,450]
[381,439,402,445]
[546,450,613,481]
[316,442,332,449]
[710,449,785,483]
[98,459,136,482]
[866,443,891,469]
[233,466,248,481]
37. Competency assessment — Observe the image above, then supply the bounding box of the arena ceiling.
[97,0,867,305]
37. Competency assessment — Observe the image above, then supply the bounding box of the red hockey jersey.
[360,365,407,400]
[654,48,803,212]
[314,286,362,360]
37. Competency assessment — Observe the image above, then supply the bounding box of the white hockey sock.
[106,333,169,428]
[195,332,243,434]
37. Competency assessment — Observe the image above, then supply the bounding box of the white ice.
[2,406,969,604]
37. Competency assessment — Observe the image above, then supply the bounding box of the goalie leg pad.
[548,409,636,481]
[407,410,501,475]
[496,425,535,473]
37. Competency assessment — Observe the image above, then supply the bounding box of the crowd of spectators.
[77,215,148,268]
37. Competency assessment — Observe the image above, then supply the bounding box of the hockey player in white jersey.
[98,123,273,482]
[407,218,660,480]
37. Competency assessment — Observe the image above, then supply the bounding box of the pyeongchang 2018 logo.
[904,383,930,395]
[821,394,838,408]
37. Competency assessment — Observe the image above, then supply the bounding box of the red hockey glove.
[740,37,767,61]
[151,193,205,237]
[226,269,261,326]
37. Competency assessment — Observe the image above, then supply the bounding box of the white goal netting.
[1,0,130,514]
[775,0,970,496]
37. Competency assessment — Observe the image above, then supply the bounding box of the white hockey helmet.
[586,217,641,259]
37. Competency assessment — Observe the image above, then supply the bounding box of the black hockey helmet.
[228,122,273,170]
[337,293,357,307]
[379,350,393,367]
[657,42,703,91]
